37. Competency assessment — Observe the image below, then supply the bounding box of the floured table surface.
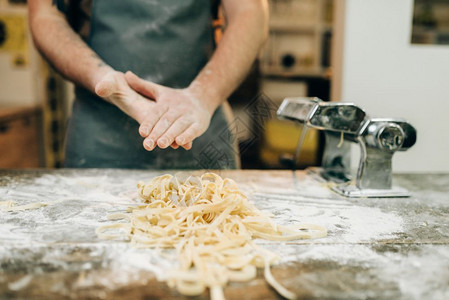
[0,169,448,299]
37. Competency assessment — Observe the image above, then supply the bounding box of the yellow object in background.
[261,119,319,168]
[0,14,29,67]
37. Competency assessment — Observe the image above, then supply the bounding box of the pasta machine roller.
[277,97,417,198]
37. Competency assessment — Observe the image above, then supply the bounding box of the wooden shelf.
[261,66,329,78]
[0,105,41,122]
[269,20,317,32]
[269,20,333,32]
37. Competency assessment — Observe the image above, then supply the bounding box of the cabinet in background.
[258,0,334,169]
[0,106,43,168]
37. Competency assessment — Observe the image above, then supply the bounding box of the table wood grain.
[0,169,448,299]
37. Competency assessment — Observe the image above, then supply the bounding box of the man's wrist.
[91,66,115,92]
[185,82,224,115]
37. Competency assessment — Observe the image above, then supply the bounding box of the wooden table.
[0,169,448,299]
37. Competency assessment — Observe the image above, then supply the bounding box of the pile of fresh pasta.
[96,173,326,300]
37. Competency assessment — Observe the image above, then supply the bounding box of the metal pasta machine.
[277,97,417,198]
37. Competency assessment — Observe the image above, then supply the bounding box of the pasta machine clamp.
[277,97,417,198]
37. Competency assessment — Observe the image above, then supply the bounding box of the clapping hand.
[124,71,215,151]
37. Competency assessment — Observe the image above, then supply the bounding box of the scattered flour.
[0,170,425,298]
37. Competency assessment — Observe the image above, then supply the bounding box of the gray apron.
[64,0,238,169]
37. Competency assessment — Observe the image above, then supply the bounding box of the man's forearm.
[28,1,165,128]
[28,1,112,93]
[187,0,269,113]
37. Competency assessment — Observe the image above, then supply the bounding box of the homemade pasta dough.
[97,173,327,300]
[0,200,48,212]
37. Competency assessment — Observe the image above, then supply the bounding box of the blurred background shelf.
[0,0,70,168]
[229,0,334,169]
[0,105,43,168]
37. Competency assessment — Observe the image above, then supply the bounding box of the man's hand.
[95,71,189,150]
[95,71,154,125]
[125,71,217,151]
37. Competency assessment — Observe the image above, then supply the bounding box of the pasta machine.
[277,97,417,198]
